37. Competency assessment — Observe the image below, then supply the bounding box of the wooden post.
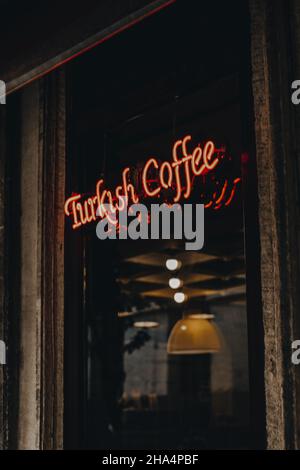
[250,0,300,449]
[17,70,65,449]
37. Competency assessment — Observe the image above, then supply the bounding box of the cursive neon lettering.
[64,134,240,229]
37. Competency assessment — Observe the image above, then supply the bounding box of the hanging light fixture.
[166,259,181,271]
[169,277,182,289]
[133,321,159,329]
[174,292,186,304]
[167,313,221,355]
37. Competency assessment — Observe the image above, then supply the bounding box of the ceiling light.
[174,292,186,303]
[169,278,182,289]
[133,321,159,329]
[166,259,181,271]
[167,316,221,355]
[118,311,136,318]
[187,313,214,320]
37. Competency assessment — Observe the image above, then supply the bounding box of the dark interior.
[64,0,254,450]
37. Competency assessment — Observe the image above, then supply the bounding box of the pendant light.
[167,313,221,355]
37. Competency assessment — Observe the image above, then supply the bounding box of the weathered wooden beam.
[250,0,300,450]
[1,0,175,95]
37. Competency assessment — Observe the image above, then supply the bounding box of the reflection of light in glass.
[166,259,181,271]
[133,321,159,329]
[174,292,186,303]
[118,311,136,318]
[169,278,182,289]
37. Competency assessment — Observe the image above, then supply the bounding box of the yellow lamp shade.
[167,316,221,355]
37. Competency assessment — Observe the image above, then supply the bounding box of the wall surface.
[0,71,66,450]
[250,0,300,450]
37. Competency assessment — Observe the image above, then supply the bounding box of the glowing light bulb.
[133,321,159,329]
[169,278,182,289]
[166,259,181,271]
[174,292,186,304]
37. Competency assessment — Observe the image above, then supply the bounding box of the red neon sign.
[64,135,241,230]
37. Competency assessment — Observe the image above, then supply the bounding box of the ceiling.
[116,236,246,318]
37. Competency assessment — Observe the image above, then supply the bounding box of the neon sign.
[64,134,241,230]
